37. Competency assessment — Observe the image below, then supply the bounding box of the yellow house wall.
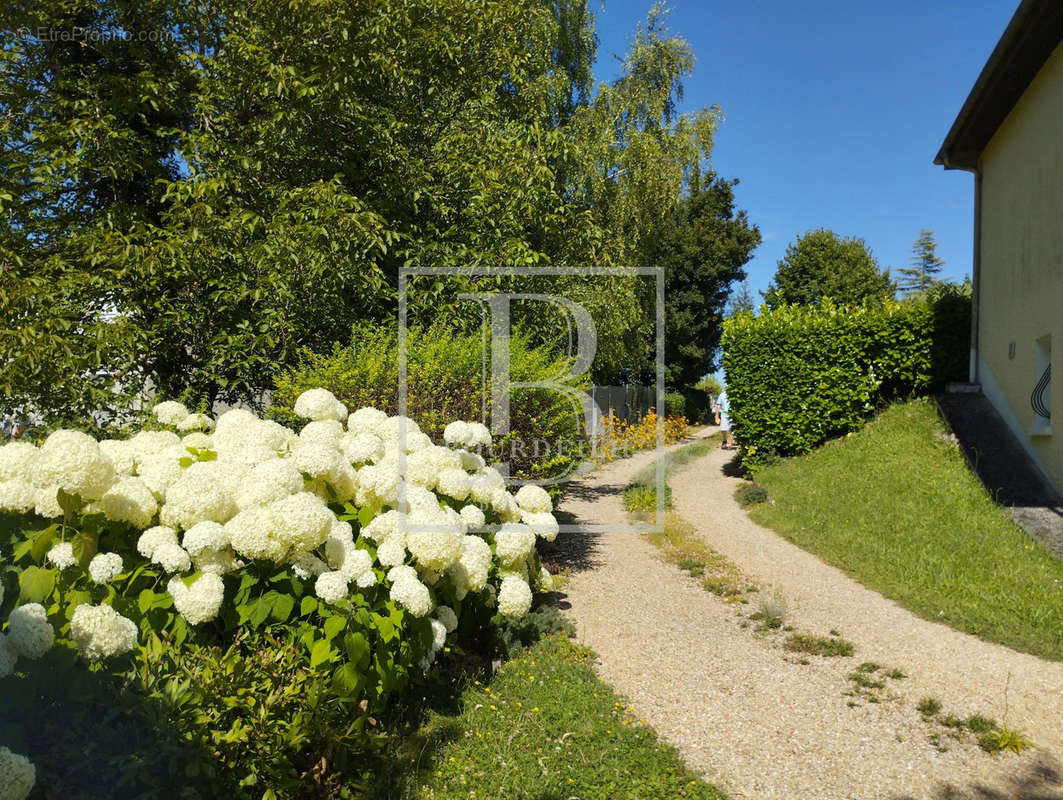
[978,39,1063,491]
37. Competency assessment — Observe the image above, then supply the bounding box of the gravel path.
[551,432,1063,800]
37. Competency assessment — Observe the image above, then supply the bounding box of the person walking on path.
[714,388,734,450]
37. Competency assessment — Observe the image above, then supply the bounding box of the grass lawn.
[394,635,727,799]
[749,398,1063,661]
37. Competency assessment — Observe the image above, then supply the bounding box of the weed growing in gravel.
[644,514,752,600]
[843,663,907,705]
[752,596,787,630]
[917,696,942,717]
[783,633,855,657]
[915,698,1031,754]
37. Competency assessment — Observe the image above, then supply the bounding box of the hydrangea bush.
[0,390,559,796]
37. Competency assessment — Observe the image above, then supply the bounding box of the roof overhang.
[935,0,1063,171]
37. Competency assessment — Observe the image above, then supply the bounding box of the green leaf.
[270,593,295,623]
[357,506,375,528]
[56,489,82,518]
[323,614,346,641]
[29,525,58,562]
[18,566,56,603]
[331,662,363,698]
[71,531,99,567]
[300,596,318,617]
[343,631,370,671]
[309,639,333,669]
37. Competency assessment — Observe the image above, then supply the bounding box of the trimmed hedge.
[721,287,970,457]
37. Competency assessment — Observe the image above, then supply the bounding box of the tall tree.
[763,228,893,309]
[640,172,760,388]
[897,229,946,296]
[726,280,756,317]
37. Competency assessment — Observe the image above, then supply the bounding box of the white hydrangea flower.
[0,635,15,679]
[136,454,184,500]
[7,603,54,659]
[46,541,76,570]
[181,432,214,450]
[88,552,124,585]
[292,441,343,480]
[176,413,215,433]
[386,565,418,585]
[98,477,157,529]
[355,460,400,507]
[442,421,471,449]
[235,459,303,510]
[292,552,328,580]
[225,507,285,562]
[457,449,485,472]
[0,480,36,514]
[490,487,522,522]
[494,523,536,567]
[152,400,190,426]
[98,439,136,476]
[339,432,385,465]
[152,543,191,574]
[515,485,552,513]
[355,570,377,589]
[0,746,35,800]
[436,467,472,501]
[0,441,38,482]
[168,573,225,624]
[521,511,559,542]
[362,509,400,543]
[497,576,532,618]
[457,534,493,592]
[137,526,179,558]
[389,575,431,617]
[159,461,239,529]
[32,429,115,501]
[315,570,349,604]
[430,617,447,651]
[128,429,182,464]
[269,492,333,555]
[405,510,465,572]
[299,420,344,448]
[468,467,505,504]
[458,504,486,529]
[195,548,241,575]
[33,486,63,519]
[346,406,388,435]
[69,603,138,661]
[443,420,492,449]
[294,388,347,422]
[182,521,229,557]
[435,605,458,634]
[376,537,406,567]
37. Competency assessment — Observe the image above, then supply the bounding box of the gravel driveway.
[550,431,1063,800]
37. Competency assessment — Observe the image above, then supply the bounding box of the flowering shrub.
[272,326,587,487]
[593,411,689,464]
[0,390,558,794]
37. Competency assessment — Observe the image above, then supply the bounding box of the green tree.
[2,0,737,421]
[897,229,946,296]
[727,280,756,317]
[763,228,893,309]
[640,172,760,387]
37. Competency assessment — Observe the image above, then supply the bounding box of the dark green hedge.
[721,287,970,457]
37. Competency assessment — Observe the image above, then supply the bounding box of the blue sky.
[592,0,1017,298]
